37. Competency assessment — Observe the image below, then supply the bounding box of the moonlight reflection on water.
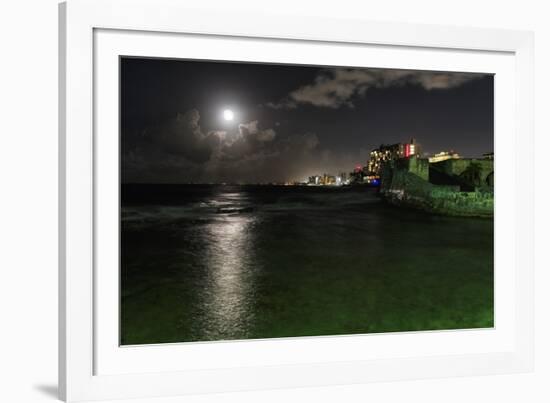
[198,195,257,340]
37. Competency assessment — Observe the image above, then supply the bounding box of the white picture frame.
[59,0,534,401]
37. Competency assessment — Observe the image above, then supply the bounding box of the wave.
[122,187,381,229]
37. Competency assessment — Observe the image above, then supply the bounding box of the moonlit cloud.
[143,109,224,163]
[268,68,487,109]
[238,120,276,142]
[122,110,325,183]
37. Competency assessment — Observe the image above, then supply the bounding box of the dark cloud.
[142,109,225,163]
[284,132,319,152]
[268,68,487,109]
[122,110,326,183]
[237,120,276,142]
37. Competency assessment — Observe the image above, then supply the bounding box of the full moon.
[223,109,234,121]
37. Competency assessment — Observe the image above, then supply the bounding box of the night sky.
[121,57,493,184]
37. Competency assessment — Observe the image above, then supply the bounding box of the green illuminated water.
[120,184,493,345]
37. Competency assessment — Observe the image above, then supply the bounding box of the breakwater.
[380,156,494,218]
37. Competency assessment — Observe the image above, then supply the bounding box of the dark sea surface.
[120,184,494,345]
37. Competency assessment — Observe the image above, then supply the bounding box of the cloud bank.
[267,68,487,109]
[122,110,328,183]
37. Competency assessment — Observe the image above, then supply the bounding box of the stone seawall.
[380,163,493,218]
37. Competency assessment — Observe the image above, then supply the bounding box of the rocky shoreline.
[379,157,494,218]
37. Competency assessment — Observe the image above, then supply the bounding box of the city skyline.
[121,57,494,184]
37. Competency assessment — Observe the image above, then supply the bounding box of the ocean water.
[120,184,494,345]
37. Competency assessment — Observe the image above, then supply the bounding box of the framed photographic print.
[59,0,534,401]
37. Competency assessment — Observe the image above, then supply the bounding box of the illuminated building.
[367,138,421,174]
[335,172,349,186]
[364,175,380,185]
[428,151,460,163]
[323,174,336,185]
[308,175,322,185]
